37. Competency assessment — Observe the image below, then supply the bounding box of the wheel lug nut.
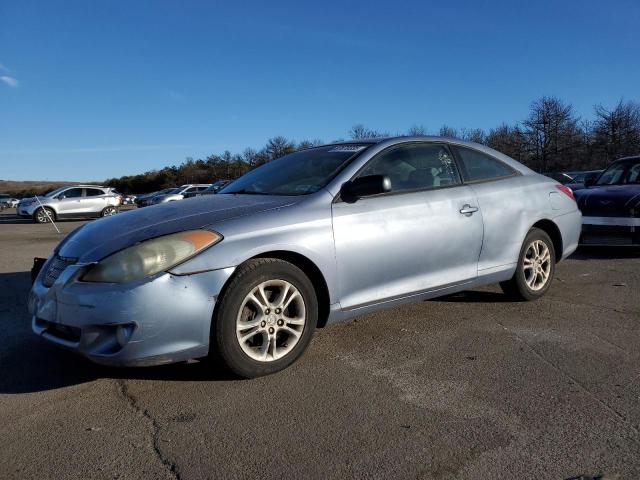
[265,308,270,314]
[277,319,284,326]
[260,321,266,328]
[268,327,275,334]
[275,308,281,314]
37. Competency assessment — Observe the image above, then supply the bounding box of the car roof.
[613,155,640,163]
[323,135,485,147]
[320,135,535,175]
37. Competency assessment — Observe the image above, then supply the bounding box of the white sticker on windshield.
[328,145,367,153]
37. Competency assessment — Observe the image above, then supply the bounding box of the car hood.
[58,194,299,262]
[575,184,640,217]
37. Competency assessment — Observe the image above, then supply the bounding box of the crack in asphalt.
[497,322,640,438]
[116,379,181,480]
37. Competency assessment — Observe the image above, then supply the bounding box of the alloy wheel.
[37,209,51,223]
[236,279,306,362]
[523,239,551,291]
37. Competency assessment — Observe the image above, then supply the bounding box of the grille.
[42,255,77,288]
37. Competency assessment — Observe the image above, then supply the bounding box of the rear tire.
[212,258,318,378]
[34,207,55,224]
[500,227,555,301]
[100,206,118,217]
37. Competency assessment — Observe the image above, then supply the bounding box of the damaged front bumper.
[29,259,235,366]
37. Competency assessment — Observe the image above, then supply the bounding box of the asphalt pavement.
[1,209,638,479]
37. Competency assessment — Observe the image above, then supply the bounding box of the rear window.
[454,146,515,182]
[85,188,104,197]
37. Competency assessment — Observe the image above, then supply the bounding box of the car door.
[332,142,483,310]
[451,145,527,272]
[55,187,84,215]
[82,188,108,215]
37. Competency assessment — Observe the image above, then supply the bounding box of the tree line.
[103,96,640,194]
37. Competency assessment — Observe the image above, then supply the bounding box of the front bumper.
[18,204,36,217]
[29,260,235,366]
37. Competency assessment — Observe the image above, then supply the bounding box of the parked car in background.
[544,172,574,184]
[29,137,580,377]
[150,184,211,204]
[135,188,175,207]
[575,156,640,245]
[0,195,19,209]
[122,194,137,205]
[0,194,11,208]
[564,170,603,191]
[17,185,122,223]
[201,180,231,195]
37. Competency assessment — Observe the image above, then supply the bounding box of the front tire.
[212,258,318,378]
[500,227,555,301]
[34,207,55,224]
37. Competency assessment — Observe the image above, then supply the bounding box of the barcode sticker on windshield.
[328,145,367,153]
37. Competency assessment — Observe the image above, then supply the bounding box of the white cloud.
[1,75,19,88]
[166,89,185,101]
[0,62,18,87]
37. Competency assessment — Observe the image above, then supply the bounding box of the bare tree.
[349,124,388,139]
[486,124,527,163]
[523,96,582,172]
[407,125,427,136]
[296,138,324,150]
[264,136,295,161]
[593,99,640,165]
[439,125,458,138]
[460,128,486,144]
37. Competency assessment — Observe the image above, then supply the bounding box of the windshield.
[220,145,370,196]
[596,161,640,185]
[162,188,182,195]
[44,187,67,197]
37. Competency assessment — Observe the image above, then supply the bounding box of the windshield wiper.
[224,189,270,195]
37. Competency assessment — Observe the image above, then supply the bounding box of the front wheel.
[34,207,55,224]
[500,227,555,301]
[212,258,318,378]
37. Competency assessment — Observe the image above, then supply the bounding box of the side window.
[358,143,461,193]
[61,188,83,199]
[184,187,196,194]
[454,146,515,182]
[626,164,640,184]
[85,188,104,197]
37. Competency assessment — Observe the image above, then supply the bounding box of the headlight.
[82,230,222,283]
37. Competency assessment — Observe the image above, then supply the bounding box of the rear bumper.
[553,209,582,259]
[580,217,640,246]
[29,263,236,366]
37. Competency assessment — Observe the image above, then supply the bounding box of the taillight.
[555,184,575,202]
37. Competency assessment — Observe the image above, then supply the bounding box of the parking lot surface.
[1,209,639,479]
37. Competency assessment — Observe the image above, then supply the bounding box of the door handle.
[459,204,478,216]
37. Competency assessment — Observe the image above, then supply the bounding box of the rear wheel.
[34,207,55,224]
[101,206,118,217]
[212,258,318,378]
[500,227,555,301]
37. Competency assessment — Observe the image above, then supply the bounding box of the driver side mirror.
[341,175,391,202]
[584,178,596,187]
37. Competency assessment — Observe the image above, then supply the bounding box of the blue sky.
[1,0,639,181]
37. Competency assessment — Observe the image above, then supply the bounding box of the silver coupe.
[29,137,581,377]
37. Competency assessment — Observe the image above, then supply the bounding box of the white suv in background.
[17,185,122,223]
[149,184,211,204]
